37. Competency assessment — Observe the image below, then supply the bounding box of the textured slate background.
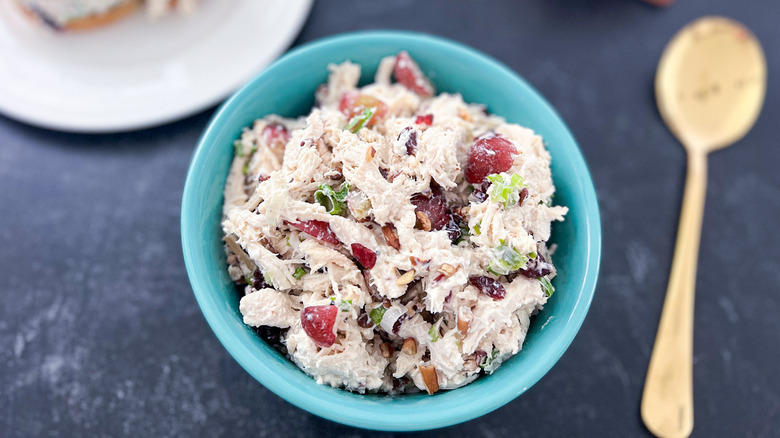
[1,0,778,436]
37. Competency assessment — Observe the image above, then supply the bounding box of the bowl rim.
[182,30,601,431]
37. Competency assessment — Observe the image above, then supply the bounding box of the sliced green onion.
[473,221,482,236]
[315,182,350,215]
[293,266,307,280]
[369,306,386,326]
[428,320,441,343]
[346,107,377,133]
[487,240,528,276]
[480,349,499,370]
[340,299,353,312]
[486,172,526,208]
[262,272,274,288]
[455,222,471,244]
[540,277,555,297]
[233,140,244,157]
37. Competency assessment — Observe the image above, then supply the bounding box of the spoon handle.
[641,149,707,438]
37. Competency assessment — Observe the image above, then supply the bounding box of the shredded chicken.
[221,53,567,394]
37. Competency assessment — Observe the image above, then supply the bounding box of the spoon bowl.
[656,16,767,152]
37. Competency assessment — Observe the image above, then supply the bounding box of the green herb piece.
[262,271,274,288]
[340,299,353,312]
[473,221,482,236]
[233,140,244,157]
[480,349,500,370]
[529,252,537,259]
[540,277,555,297]
[428,322,440,343]
[293,266,307,280]
[487,240,528,276]
[346,107,377,133]
[487,173,525,208]
[315,182,350,215]
[369,306,386,326]
[455,222,471,244]
[241,144,257,175]
[244,275,253,286]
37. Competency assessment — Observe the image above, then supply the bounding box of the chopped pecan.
[380,342,394,359]
[365,146,376,161]
[416,211,432,231]
[419,364,439,395]
[402,338,417,355]
[457,314,470,335]
[396,270,416,286]
[382,224,401,250]
[437,263,458,278]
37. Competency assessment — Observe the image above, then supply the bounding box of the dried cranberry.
[415,114,433,127]
[474,350,487,366]
[255,325,281,343]
[393,313,408,334]
[262,123,290,148]
[301,305,338,347]
[357,311,374,328]
[288,220,340,245]
[379,167,389,180]
[411,186,449,231]
[338,91,388,127]
[465,133,518,184]
[393,51,435,97]
[471,181,491,203]
[351,243,377,269]
[520,254,553,279]
[398,126,418,155]
[469,276,506,300]
[443,215,461,242]
[251,269,268,290]
[253,326,288,355]
[518,187,529,206]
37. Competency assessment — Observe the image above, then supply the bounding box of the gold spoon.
[641,16,766,438]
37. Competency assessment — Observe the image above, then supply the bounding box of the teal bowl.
[182,31,601,431]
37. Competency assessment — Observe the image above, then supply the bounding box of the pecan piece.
[419,364,439,395]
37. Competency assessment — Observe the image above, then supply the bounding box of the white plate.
[0,0,312,132]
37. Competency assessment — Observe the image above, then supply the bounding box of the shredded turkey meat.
[221,52,567,394]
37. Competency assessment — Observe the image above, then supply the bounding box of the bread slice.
[16,0,140,31]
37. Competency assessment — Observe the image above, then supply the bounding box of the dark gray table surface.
[2,0,779,436]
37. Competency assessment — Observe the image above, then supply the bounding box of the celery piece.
[486,172,525,208]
